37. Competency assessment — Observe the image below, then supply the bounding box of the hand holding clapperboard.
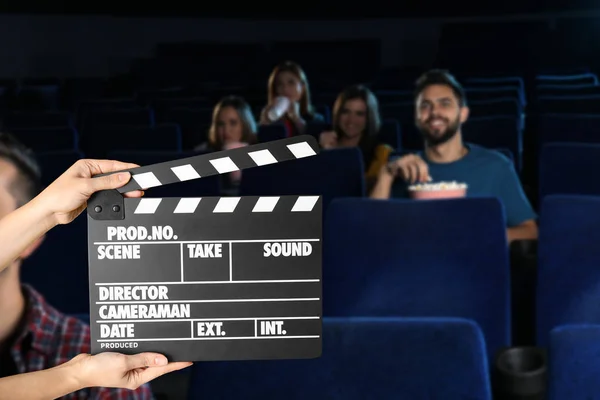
[86,135,322,362]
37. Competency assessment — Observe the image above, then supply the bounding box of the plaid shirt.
[10,284,154,399]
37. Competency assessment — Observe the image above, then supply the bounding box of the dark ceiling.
[0,0,596,19]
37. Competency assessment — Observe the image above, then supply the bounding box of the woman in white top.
[259,61,324,136]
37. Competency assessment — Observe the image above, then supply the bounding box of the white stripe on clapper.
[252,197,280,212]
[134,198,162,214]
[174,198,201,213]
[171,164,201,181]
[291,196,319,212]
[248,149,278,166]
[132,172,162,189]
[209,157,239,174]
[287,142,316,159]
[213,197,241,213]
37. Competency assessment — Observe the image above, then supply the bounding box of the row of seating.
[181,318,597,400]
[23,192,600,356]
[2,71,598,185]
[29,140,595,213]
[11,111,591,174]
[0,73,585,123]
[0,71,595,107]
[7,100,600,177]
[65,314,595,398]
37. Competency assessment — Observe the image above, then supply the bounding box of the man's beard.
[417,115,461,147]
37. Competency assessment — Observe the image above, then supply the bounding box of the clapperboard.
[86,135,322,362]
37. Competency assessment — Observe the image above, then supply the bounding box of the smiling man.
[370,69,538,242]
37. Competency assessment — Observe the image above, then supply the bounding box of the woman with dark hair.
[259,61,324,136]
[319,85,392,190]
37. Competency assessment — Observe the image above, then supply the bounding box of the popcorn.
[408,181,468,191]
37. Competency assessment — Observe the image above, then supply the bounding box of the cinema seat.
[187,317,492,399]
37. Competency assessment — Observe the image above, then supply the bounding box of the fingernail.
[155,356,167,366]
[117,172,130,182]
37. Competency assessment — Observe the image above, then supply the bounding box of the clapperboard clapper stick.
[86,135,322,362]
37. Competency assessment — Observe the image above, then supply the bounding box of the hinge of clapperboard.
[87,135,320,220]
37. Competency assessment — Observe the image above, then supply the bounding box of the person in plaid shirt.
[0,132,154,399]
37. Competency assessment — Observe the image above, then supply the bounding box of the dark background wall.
[1,11,599,79]
[0,16,441,78]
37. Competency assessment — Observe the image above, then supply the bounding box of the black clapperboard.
[86,135,322,362]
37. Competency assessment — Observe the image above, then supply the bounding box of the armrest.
[510,239,538,260]
[509,239,539,346]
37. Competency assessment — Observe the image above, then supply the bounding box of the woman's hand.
[319,131,338,149]
[32,159,144,226]
[286,101,302,122]
[67,352,192,391]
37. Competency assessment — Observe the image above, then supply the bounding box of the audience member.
[370,69,538,242]
[197,96,257,152]
[0,132,154,398]
[259,61,324,136]
[196,96,257,189]
[0,155,191,399]
[319,84,392,191]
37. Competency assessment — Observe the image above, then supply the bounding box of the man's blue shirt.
[391,143,536,227]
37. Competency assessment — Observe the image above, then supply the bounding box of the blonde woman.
[260,61,324,136]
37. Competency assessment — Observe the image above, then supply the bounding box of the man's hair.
[0,132,42,207]
[414,69,468,107]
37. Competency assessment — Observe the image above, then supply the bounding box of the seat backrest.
[537,195,600,345]
[305,121,330,139]
[323,197,511,359]
[83,107,154,131]
[21,214,89,314]
[548,324,600,400]
[537,95,600,114]
[12,127,79,152]
[3,111,73,129]
[257,124,288,142]
[536,73,598,86]
[462,116,522,170]
[84,124,182,158]
[537,114,600,146]
[187,317,492,400]
[240,147,365,215]
[379,119,402,150]
[539,143,600,200]
[36,150,85,186]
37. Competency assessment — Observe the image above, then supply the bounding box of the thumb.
[125,353,169,370]
[89,172,131,193]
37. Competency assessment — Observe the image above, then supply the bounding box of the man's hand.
[33,159,144,226]
[384,154,432,184]
[66,352,192,391]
